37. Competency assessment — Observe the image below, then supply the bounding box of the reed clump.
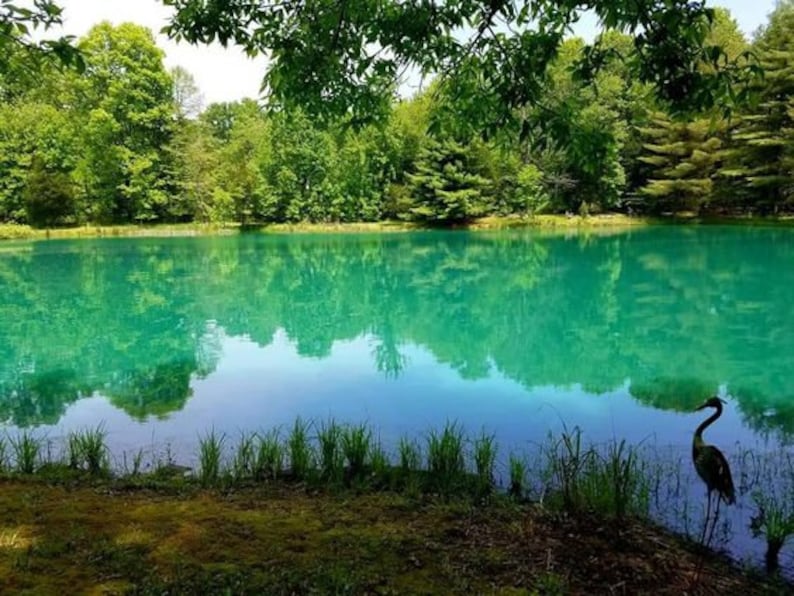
[540,427,650,519]
[198,429,225,487]
[342,423,372,482]
[67,425,110,476]
[10,431,42,475]
[231,432,257,481]
[253,429,284,481]
[427,422,466,497]
[749,453,794,574]
[317,420,344,483]
[288,417,313,481]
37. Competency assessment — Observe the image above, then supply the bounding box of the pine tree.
[638,113,729,213]
[722,2,794,212]
[635,9,749,214]
[405,139,490,224]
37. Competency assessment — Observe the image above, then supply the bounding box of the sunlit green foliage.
[73,23,175,223]
[0,5,791,225]
[0,1,82,80]
[162,0,750,129]
[0,102,78,222]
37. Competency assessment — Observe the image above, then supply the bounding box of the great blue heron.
[693,396,735,546]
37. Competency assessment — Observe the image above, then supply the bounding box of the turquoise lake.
[1,226,793,567]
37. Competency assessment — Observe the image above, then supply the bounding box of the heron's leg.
[706,496,723,548]
[699,490,712,546]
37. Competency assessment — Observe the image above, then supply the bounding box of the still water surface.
[1,227,793,566]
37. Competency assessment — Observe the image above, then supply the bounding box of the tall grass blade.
[288,417,313,481]
[369,440,390,488]
[509,453,527,499]
[72,425,110,476]
[426,422,465,497]
[317,420,344,483]
[473,430,498,496]
[254,428,284,481]
[232,432,256,481]
[10,431,41,475]
[198,429,225,487]
[342,423,372,480]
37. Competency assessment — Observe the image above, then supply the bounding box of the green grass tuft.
[10,431,42,475]
[254,428,284,481]
[508,453,528,499]
[231,432,257,481]
[473,430,498,497]
[427,422,466,496]
[542,428,650,519]
[67,425,110,476]
[123,448,145,477]
[317,420,344,483]
[342,423,372,480]
[198,429,225,487]
[580,439,650,519]
[288,417,314,481]
[542,427,589,511]
[749,453,794,573]
[398,436,421,474]
[369,440,390,488]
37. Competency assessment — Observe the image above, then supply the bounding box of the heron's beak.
[695,403,708,411]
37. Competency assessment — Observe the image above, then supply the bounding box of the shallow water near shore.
[1,226,793,571]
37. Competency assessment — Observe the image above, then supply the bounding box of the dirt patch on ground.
[0,481,783,594]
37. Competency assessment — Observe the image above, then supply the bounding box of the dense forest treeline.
[0,5,792,227]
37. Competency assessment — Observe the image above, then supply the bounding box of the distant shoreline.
[2,214,794,241]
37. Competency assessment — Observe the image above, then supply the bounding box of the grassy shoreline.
[0,477,781,595]
[1,421,792,593]
[3,213,794,241]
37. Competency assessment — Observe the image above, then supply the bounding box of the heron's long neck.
[694,404,723,445]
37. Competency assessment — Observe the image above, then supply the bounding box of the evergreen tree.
[723,2,794,212]
[635,9,748,214]
[638,114,729,213]
[406,139,490,224]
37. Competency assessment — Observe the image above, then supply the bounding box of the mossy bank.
[0,478,783,595]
